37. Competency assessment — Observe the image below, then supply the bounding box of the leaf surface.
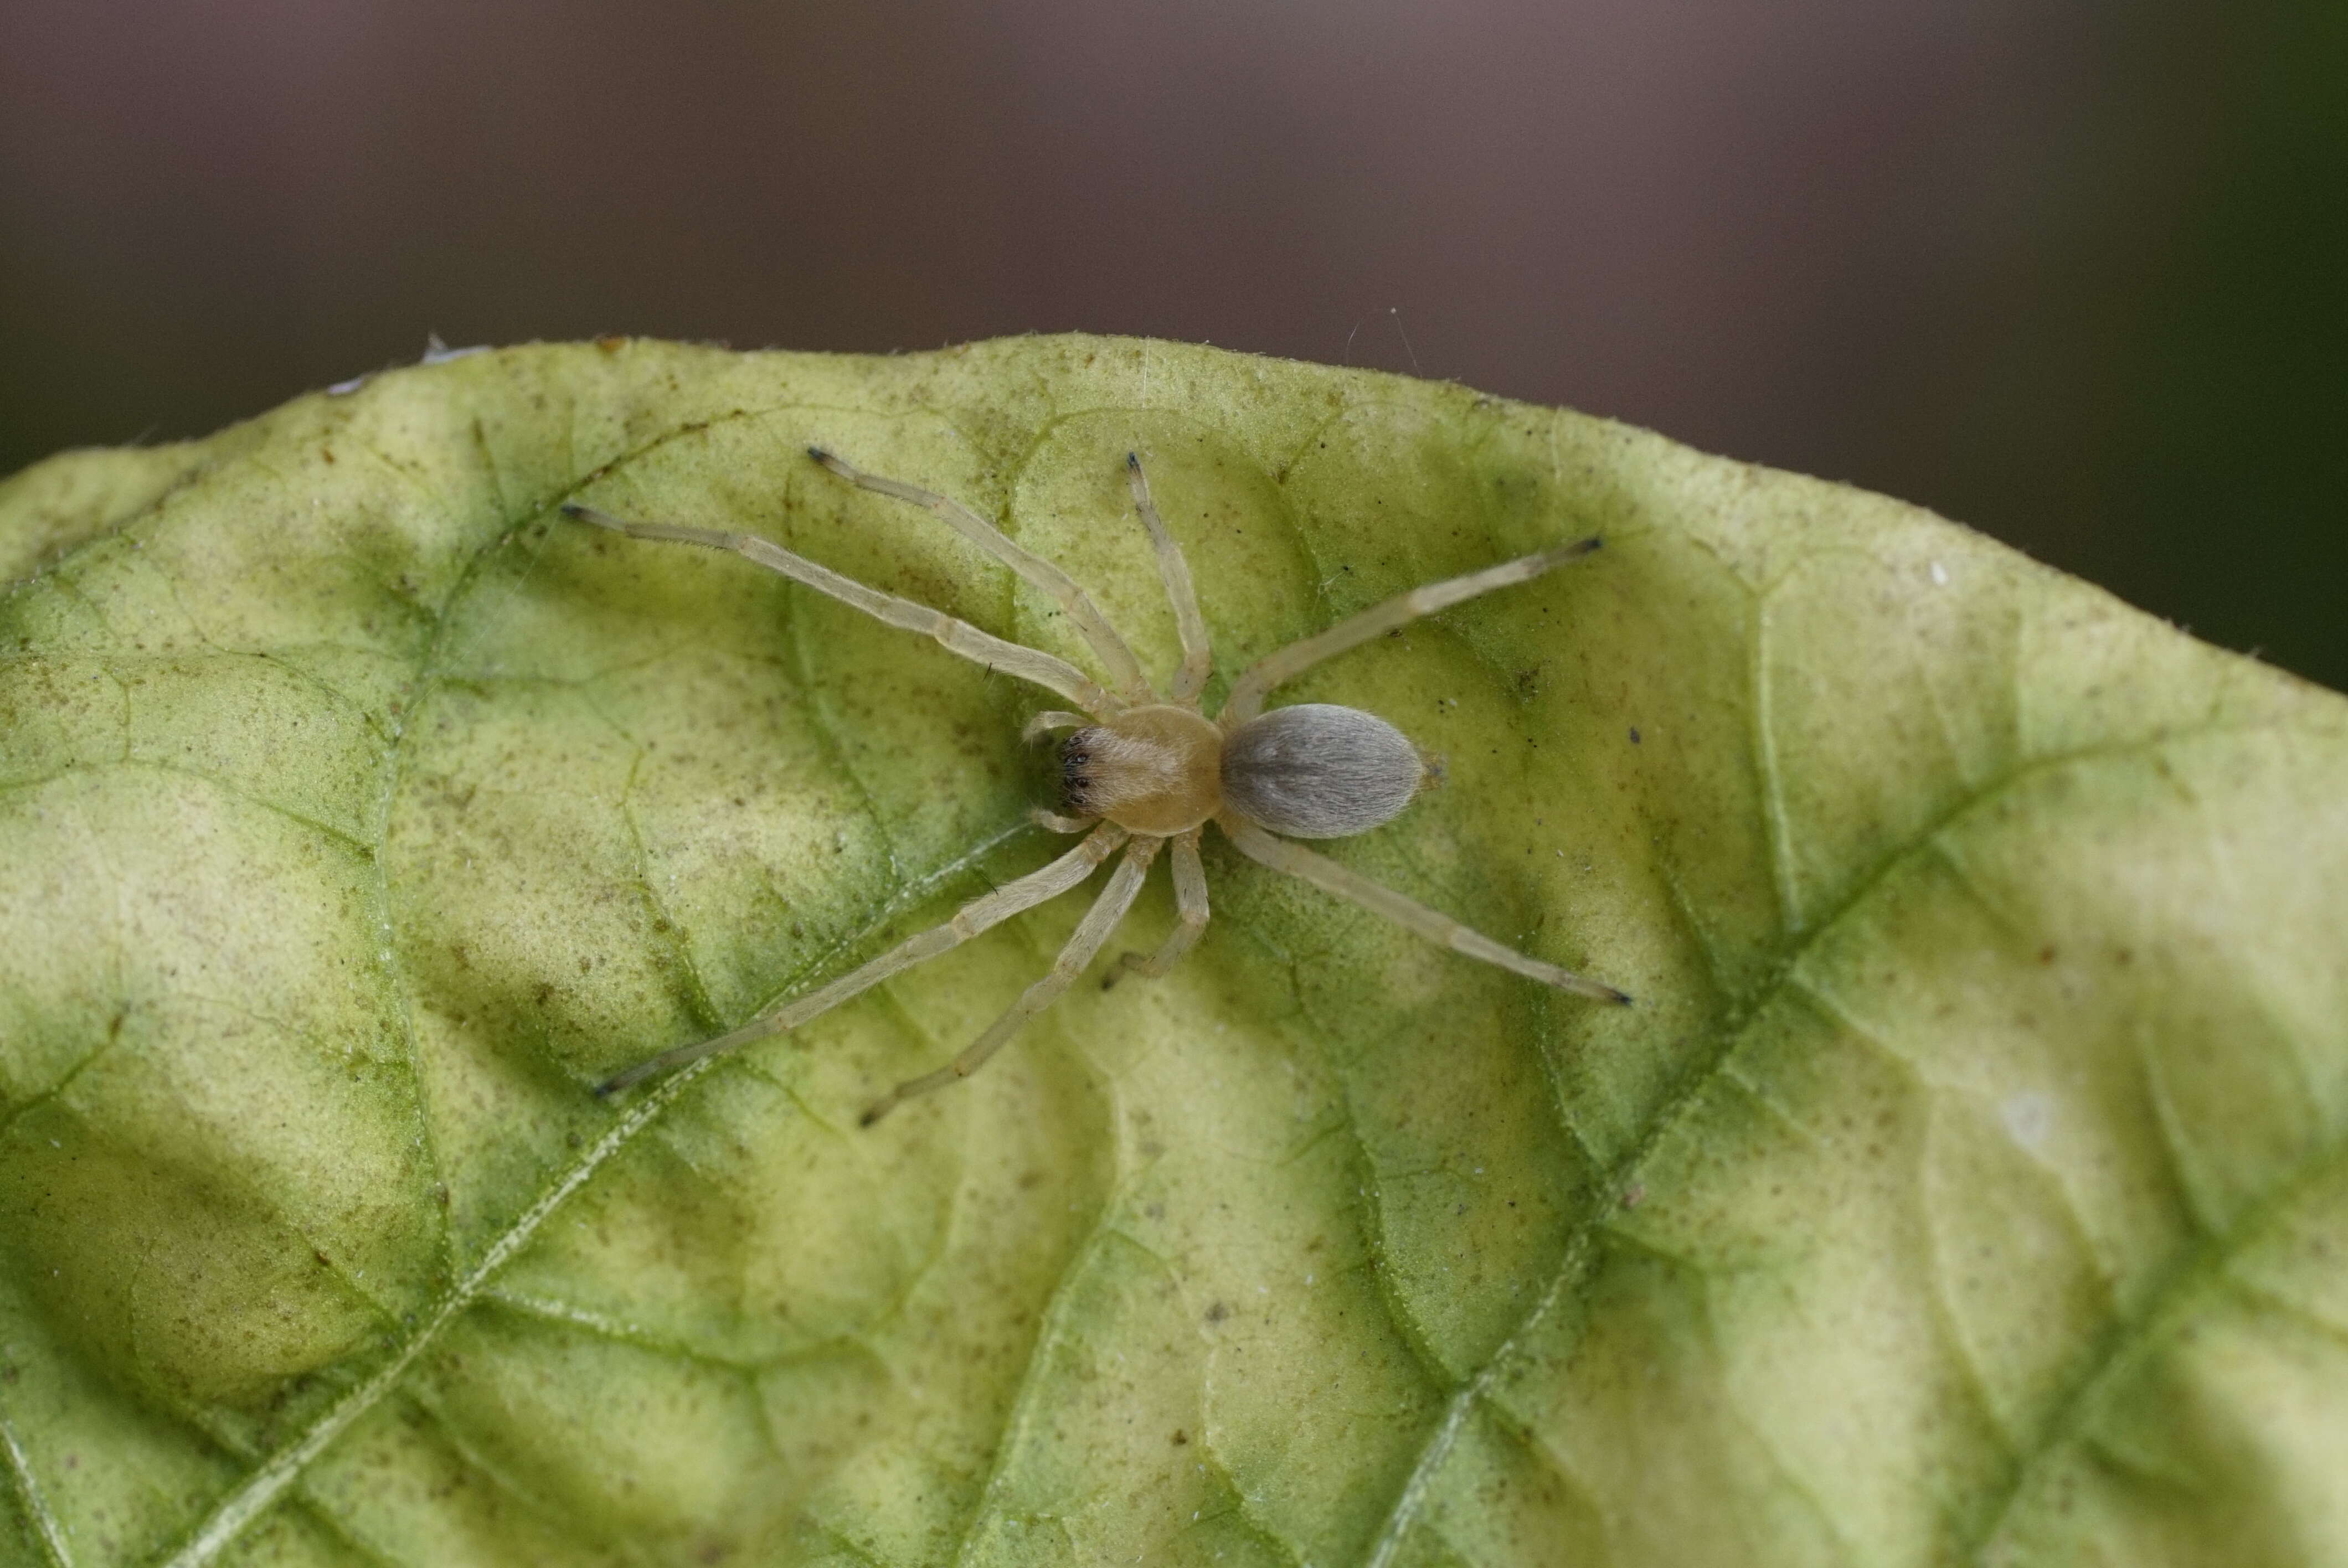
[2,337,2344,1567]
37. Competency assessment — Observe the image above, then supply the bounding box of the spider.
[564,447,1626,1125]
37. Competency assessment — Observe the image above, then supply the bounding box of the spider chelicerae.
[564,447,1627,1125]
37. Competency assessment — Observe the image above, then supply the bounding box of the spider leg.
[1021,710,1092,744]
[1218,816,1629,1003]
[1125,454,1213,702]
[1030,807,1095,834]
[810,448,1153,704]
[594,823,1129,1096]
[562,503,1115,715]
[1105,827,1208,987]
[1219,537,1602,724]
[861,835,1163,1125]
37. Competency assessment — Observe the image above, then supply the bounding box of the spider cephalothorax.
[1057,705,1223,834]
[565,446,1623,1125]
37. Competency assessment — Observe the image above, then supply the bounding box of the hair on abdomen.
[1221,703,1425,838]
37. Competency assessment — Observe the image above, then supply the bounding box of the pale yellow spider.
[565,448,1626,1124]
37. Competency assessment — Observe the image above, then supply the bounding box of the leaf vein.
[1362,716,2299,1566]
[0,1402,72,1568]
[1958,1120,2348,1557]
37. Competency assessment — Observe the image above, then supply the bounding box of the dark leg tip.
[559,502,587,518]
[1126,451,1140,469]
[1609,987,1634,1006]
[858,1105,884,1128]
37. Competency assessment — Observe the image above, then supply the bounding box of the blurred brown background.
[2,0,2340,688]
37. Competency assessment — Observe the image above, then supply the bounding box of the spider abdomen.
[1221,703,1426,838]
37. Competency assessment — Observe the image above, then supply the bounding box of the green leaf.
[2,336,2344,1567]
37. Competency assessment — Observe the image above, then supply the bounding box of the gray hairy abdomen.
[1221,704,1424,838]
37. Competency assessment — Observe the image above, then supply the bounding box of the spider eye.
[1056,728,1105,814]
